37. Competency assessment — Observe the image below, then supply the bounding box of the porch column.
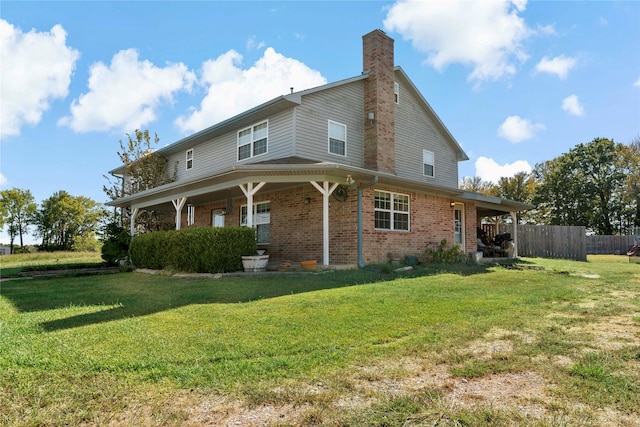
[511,211,519,258]
[239,182,266,227]
[310,181,340,266]
[172,197,187,230]
[129,207,140,236]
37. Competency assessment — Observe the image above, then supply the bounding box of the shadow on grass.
[2,263,492,332]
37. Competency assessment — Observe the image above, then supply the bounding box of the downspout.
[358,176,378,268]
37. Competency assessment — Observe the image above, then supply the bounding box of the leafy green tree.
[0,188,37,252]
[494,172,537,224]
[459,176,497,195]
[619,136,640,229]
[103,129,176,232]
[533,137,631,234]
[32,191,106,251]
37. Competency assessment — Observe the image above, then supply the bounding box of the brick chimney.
[363,29,395,174]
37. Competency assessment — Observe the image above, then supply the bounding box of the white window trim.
[187,205,195,226]
[423,150,435,178]
[241,201,271,244]
[237,120,268,161]
[328,120,347,157]
[453,203,465,248]
[186,149,194,170]
[394,81,399,104]
[374,190,410,232]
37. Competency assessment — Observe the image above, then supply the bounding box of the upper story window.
[374,190,409,231]
[186,149,194,170]
[328,120,347,156]
[238,120,268,161]
[423,150,434,177]
[394,82,399,104]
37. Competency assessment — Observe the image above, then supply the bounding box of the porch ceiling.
[107,160,533,216]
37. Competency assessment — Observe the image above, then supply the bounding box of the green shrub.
[424,239,464,264]
[129,227,256,273]
[101,222,132,265]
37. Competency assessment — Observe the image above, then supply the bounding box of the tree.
[533,138,630,234]
[619,136,640,230]
[494,172,537,224]
[32,190,106,251]
[459,176,496,195]
[0,188,37,252]
[103,129,176,232]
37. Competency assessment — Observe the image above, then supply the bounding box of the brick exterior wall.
[176,183,477,265]
[363,29,396,174]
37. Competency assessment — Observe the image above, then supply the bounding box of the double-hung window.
[328,120,346,156]
[186,149,194,170]
[423,150,434,177]
[374,190,409,231]
[238,121,268,161]
[394,82,399,104]
[241,201,270,244]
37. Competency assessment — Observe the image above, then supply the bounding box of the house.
[107,30,531,267]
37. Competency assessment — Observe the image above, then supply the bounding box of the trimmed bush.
[129,227,257,273]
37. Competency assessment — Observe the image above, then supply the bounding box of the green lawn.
[1,255,638,426]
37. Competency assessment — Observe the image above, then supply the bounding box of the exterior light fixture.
[345,175,355,185]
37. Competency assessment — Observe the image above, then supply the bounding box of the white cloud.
[175,47,326,133]
[0,172,7,187]
[475,156,532,183]
[498,115,545,143]
[59,49,195,133]
[0,20,79,139]
[634,76,640,87]
[383,0,532,83]
[246,36,266,50]
[534,55,576,79]
[561,94,585,116]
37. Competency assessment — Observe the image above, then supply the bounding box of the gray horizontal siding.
[394,79,459,188]
[167,109,295,182]
[294,82,365,166]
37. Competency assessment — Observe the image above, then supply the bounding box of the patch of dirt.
[178,309,640,426]
[567,313,640,351]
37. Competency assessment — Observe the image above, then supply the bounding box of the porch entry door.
[454,204,465,249]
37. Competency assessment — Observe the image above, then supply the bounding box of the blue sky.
[1,0,639,244]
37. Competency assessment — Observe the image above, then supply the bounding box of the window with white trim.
[212,212,225,228]
[186,149,194,170]
[374,190,409,231]
[328,120,346,156]
[241,201,270,244]
[423,150,434,177]
[187,205,195,226]
[454,204,464,246]
[238,120,268,161]
[394,82,399,104]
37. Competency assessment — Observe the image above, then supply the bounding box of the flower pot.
[241,255,269,272]
[299,259,317,270]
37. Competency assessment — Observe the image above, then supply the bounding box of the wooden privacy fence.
[497,224,587,261]
[586,235,638,255]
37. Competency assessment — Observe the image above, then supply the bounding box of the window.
[241,201,270,244]
[187,205,195,226]
[212,212,225,228]
[394,82,399,104]
[374,190,409,231]
[238,121,268,161]
[328,120,346,156]
[454,205,464,246]
[423,150,434,177]
[186,149,194,170]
